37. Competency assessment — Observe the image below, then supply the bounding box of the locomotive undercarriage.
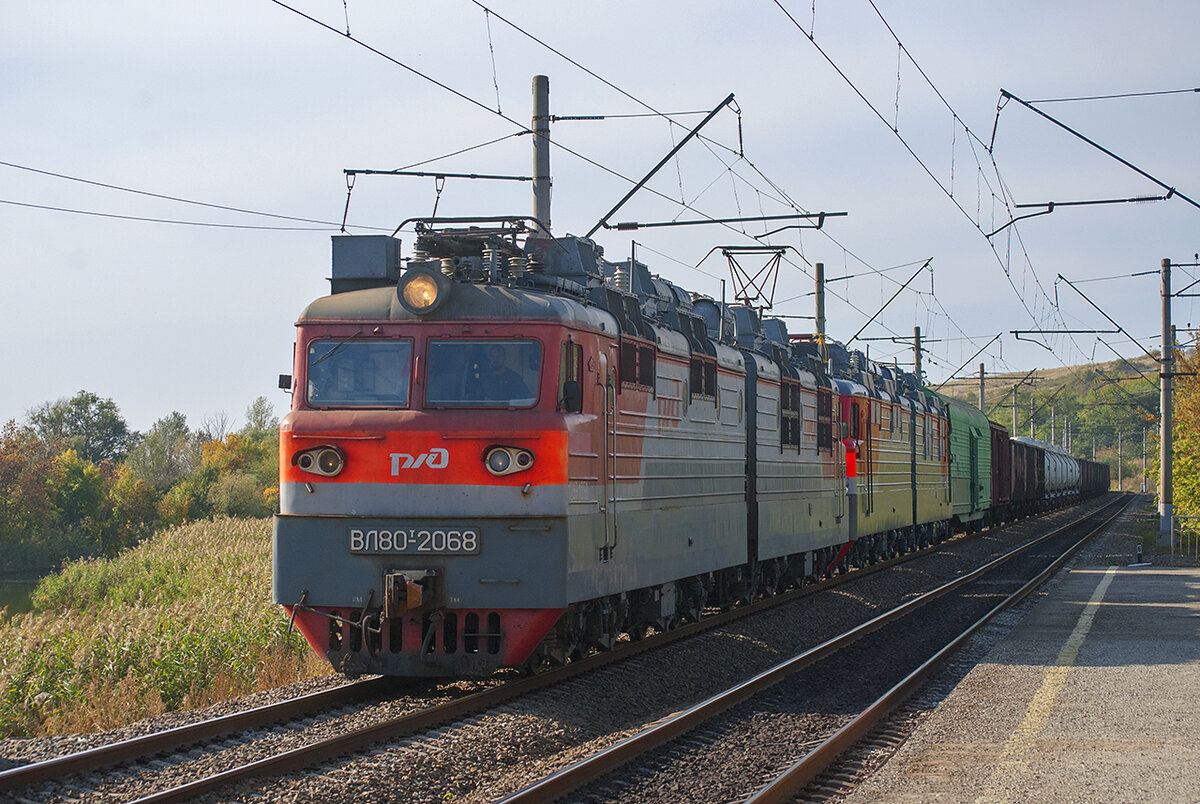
[308,521,962,678]
[518,521,951,673]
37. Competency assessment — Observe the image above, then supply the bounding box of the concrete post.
[532,75,551,237]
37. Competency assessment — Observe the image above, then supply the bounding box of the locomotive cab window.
[426,339,541,408]
[306,338,413,408]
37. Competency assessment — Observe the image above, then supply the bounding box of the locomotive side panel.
[936,393,992,526]
[750,356,847,562]
[864,390,919,534]
[564,332,749,601]
[914,398,953,526]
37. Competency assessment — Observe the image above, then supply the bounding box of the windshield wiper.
[310,329,363,367]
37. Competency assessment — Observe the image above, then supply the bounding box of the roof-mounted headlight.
[397,265,451,316]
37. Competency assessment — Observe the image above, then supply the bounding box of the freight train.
[273,221,1109,677]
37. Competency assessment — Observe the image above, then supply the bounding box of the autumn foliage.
[0,391,280,573]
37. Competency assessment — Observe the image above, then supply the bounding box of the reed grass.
[0,517,328,738]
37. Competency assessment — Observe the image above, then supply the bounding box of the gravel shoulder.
[0,498,1117,803]
[842,495,1200,804]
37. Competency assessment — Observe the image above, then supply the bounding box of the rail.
[495,493,1130,803]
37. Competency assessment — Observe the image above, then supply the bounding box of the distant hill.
[933,354,1160,492]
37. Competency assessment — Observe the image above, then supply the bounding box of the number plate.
[349,528,480,555]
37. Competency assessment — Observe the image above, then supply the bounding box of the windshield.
[306,339,412,407]
[426,339,541,408]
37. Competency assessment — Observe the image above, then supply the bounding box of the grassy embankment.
[0,517,329,738]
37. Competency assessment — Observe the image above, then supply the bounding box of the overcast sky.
[3,1,1197,433]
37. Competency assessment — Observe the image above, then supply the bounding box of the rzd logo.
[390,448,449,474]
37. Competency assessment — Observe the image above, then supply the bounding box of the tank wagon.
[274,223,1109,678]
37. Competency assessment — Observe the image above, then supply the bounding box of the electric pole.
[979,363,985,413]
[816,262,826,342]
[1160,258,1173,544]
[532,75,552,236]
[913,325,922,385]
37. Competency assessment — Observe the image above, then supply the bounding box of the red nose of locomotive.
[275,406,571,676]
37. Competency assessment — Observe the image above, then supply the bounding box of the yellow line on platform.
[973,566,1118,804]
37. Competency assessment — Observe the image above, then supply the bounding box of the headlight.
[397,266,451,315]
[293,445,346,477]
[484,445,534,477]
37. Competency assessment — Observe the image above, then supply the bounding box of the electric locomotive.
[274,220,952,676]
[273,220,1105,678]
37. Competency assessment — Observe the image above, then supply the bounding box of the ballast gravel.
[0,498,1113,804]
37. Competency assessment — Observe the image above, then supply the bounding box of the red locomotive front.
[274,226,610,676]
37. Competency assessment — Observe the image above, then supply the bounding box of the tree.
[0,420,56,543]
[104,464,158,553]
[201,397,280,518]
[241,396,278,442]
[1169,344,1200,516]
[28,390,131,464]
[124,412,200,492]
[48,449,105,528]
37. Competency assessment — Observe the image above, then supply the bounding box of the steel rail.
[123,521,970,804]
[495,493,1128,803]
[745,492,1134,804]
[0,520,952,798]
[0,677,392,790]
[3,496,1107,801]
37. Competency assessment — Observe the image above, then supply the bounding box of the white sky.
[2,1,1197,432]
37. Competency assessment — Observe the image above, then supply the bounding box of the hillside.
[933,354,1160,493]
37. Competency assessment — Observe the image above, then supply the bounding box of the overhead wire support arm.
[611,211,845,231]
[986,194,1170,238]
[1096,336,1159,391]
[586,93,736,238]
[931,333,1002,392]
[345,169,532,182]
[997,89,1200,213]
[984,367,1039,419]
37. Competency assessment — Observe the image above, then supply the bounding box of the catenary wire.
[272,0,985,372]
[462,0,982,356]
[0,159,389,230]
[1030,87,1200,104]
[0,198,338,230]
[773,0,1083,374]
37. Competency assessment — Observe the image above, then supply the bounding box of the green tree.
[125,412,201,493]
[1169,345,1200,516]
[28,390,131,464]
[47,449,105,527]
[241,396,278,442]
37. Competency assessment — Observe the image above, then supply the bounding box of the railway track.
[497,492,1132,804]
[0,496,1116,803]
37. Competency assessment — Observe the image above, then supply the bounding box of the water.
[0,576,41,614]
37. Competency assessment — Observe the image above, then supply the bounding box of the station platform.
[845,500,1200,803]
